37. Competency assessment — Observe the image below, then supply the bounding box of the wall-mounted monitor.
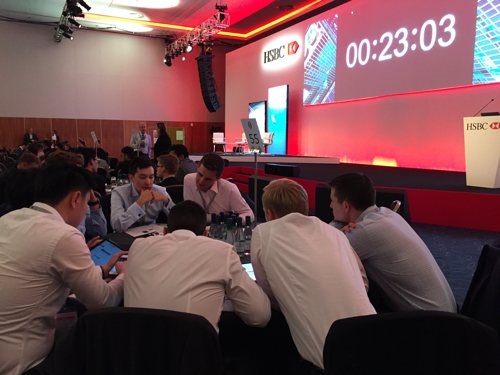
[303,0,500,105]
[248,100,267,136]
[267,85,289,154]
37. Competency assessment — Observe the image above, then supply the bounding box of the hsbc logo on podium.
[263,40,300,64]
[490,122,500,130]
[465,122,489,131]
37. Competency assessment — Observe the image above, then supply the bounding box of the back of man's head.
[262,178,309,218]
[78,147,97,169]
[167,200,207,235]
[328,173,375,211]
[44,150,84,167]
[129,156,153,175]
[199,153,224,178]
[170,144,189,158]
[158,154,179,175]
[35,165,95,206]
[121,146,135,160]
[17,152,40,170]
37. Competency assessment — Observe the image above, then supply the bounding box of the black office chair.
[461,244,500,336]
[323,310,500,375]
[55,307,223,375]
[165,184,184,204]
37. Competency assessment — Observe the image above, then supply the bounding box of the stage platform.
[191,153,340,165]
[193,153,500,232]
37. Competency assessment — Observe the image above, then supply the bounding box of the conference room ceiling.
[0,0,348,45]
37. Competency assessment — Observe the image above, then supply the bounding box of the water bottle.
[234,217,245,256]
[208,213,218,239]
[225,217,235,245]
[243,216,252,254]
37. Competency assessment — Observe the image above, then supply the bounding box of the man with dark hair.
[45,150,107,240]
[183,152,254,221]
[116,146,135,178]
[124,200,270,331]
[0,165,125,375]
[251,179,374,370]
[169,144,196,181]
[22,127,38,145]
[111,156,174,232]
[329,173,456,312]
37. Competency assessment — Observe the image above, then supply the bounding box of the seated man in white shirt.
[111,156,174,232]
[124,200,271,331]
[251,179,375,370]
[183,153,254,222]
[329,173,457,312]
[0,165,125,375]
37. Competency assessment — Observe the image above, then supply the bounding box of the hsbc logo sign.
[490,122,500,130]
[465,122,500,131]
[263,40,300,64]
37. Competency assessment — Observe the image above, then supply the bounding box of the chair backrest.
[262,132,274,145]
[55,307,223,375]
[323,310,500,375]
[461,244,500,335]
[165,184,184,204]
[212,132,225,143]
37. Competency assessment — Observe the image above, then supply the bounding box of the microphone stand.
[473,98,495,117]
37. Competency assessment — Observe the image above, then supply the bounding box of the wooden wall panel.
[52,118,78,148]
[101,120,124,158]
[25,118,52,143]
[0,117,218,158]
[0,117,24,149]
[77,119,101,148]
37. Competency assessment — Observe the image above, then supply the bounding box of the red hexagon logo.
[490,122,500,130]
[288,41,299,55]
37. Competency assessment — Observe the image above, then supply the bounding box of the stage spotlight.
[67,4,84,17]
[58,24,73,33]
[182,56,186,61]
[77,0,91,11]
[164,54,172,67]
[186,42,193,53]
[68,18,81,28]
[62,32,74,40]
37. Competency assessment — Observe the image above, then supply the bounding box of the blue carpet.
[413,223,500,307]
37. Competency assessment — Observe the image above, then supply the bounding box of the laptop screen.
[242,263,256,281]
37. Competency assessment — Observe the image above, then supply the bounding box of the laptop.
[125,223,165,238]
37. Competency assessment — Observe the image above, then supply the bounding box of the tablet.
[242,263,256,281]
[90,239,125,275]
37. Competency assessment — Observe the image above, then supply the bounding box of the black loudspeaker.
[264,163,300,177]
[248,176,274,222]
[196,54,221,112]
[315,184,334,223]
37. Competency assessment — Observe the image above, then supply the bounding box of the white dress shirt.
[183,173,254,222]
[111,183,174,232]
[124,230,270,331]
[251,213,375,369]
[130,131,152,156]
[0,203,124,375]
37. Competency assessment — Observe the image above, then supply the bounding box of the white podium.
[463,116,500,188]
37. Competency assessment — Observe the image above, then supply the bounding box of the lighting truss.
[164,9,230,65]
[54,0,88,43]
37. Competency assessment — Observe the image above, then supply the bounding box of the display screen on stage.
[248,101,266,136]
[303,0,500,105]
[267,85,288,154]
